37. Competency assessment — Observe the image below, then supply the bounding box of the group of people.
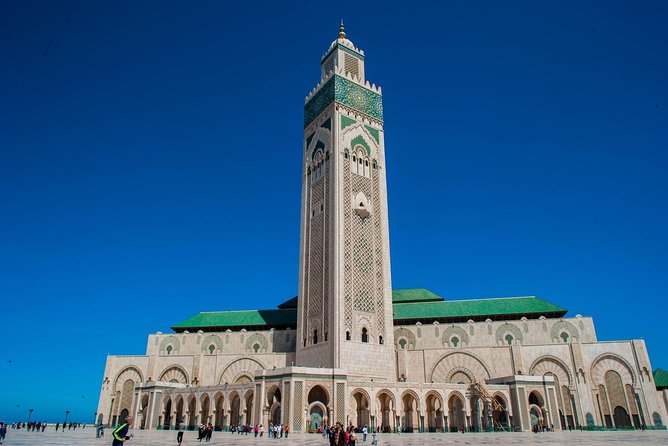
[326,422,368,446]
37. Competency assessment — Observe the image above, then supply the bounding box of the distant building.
[97,24,667,432]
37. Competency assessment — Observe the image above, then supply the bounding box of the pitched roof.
[392,296,567,323]
[171,309,297,331]
[392,288,444,303]
[654,368,668,390]
[171,289,567,332]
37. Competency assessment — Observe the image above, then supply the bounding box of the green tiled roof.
[171,309,297,331]
[654,369,668,389]
[392,288,444,303]
[393,296,566,322]
[172,290,567,332]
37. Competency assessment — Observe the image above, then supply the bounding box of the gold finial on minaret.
[338,20,346,39]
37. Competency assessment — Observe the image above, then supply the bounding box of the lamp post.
[28,408,34,423]
[65,410,70,428]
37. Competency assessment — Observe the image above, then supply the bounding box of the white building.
[97,24,668,433]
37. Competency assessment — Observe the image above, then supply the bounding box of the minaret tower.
[296,23,396,380]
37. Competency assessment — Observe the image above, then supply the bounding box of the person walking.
[0,421,7,445]
[362,425,368,442]
[177,420,185,445]
[284,424,289,439]
[111,416,133,446]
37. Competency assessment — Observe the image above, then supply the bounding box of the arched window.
[208,344,215,354]
[324,332,328,342]
[379,335,384,345]
[344,150,349,159]
[451,337,459,347]
[346,331,351,341]
[361,328,369,343]
[166,345,173,355]
[560,332,569,343]
[398,338,407,349]
[313,330,318,344]
[505,334,514,345]
[253,343,260,353]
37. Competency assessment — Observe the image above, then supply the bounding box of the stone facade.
[96,26,667,433]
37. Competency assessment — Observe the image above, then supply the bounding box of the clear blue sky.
[1,0,666,423]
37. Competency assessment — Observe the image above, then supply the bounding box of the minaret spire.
[338,20,346,39]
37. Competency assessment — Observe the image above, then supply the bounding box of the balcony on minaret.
[320,22,365,83]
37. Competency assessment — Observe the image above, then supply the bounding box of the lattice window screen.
[293,382,303,431]
[336,383,346,425]
[283,382,291,428]
[345,54,359,78]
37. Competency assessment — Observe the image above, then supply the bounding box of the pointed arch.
[430,351,491,383]
[529,355,573,386]
[219,357,265,384]
[159,365,189,384]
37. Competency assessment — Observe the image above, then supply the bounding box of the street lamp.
[28,408,34,423]
[65,410,71,428]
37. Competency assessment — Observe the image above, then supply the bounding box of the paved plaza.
[2,429,666,446]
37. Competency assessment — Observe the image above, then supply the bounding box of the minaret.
[296,23,396,380]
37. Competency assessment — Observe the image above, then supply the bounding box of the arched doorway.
[214,394,225,429]
[352,391,370,429]
[267,386,282,425]
[492,395,508,429]
[448,393,466,432]
[201,394,210,424]
[401,392,419,432]
[377,391,395,433]
[139,394,149,429]
[307,385,329,427]
[175,397,184,427]
[187,395,197,428]
[119,409,129,426]
[528,391,545,431]
[613,406,631,428]
[310,405,324,430]
[230,393,241,426]
[162,399,172,430]
[425,393,443,432]
[244,391,254,425]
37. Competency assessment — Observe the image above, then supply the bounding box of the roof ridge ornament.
[339,19,346,39]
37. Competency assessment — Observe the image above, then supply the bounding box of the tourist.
[111,416,133,446]
[329,422,346,446]
[177,420,185,445]
[0,420,7,445]
[349,426,357,446]
[362,425,367,441]
[206,422,213,441]
[284,424,289,438]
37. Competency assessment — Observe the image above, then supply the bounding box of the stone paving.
[1,429,666,446]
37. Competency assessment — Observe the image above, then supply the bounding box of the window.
[505,334,514,345]
[361,328,369,343]
[346,331,351,341]
[303,338,307,347]
[451,337,459,347]
[379,335,384,345]
[253,343,260,353]
[166,345,173,355]
[560,332,569,343]
[208,344,215,354]
[398,338,407,349]
[324,332,328,342]
[344,150,349,159]
[313,330,318,344]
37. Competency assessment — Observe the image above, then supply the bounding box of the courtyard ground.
[2,428,667,446]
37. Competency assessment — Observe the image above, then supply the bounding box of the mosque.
[96,24,668,433]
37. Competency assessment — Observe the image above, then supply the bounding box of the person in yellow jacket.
[112,416,133,446]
